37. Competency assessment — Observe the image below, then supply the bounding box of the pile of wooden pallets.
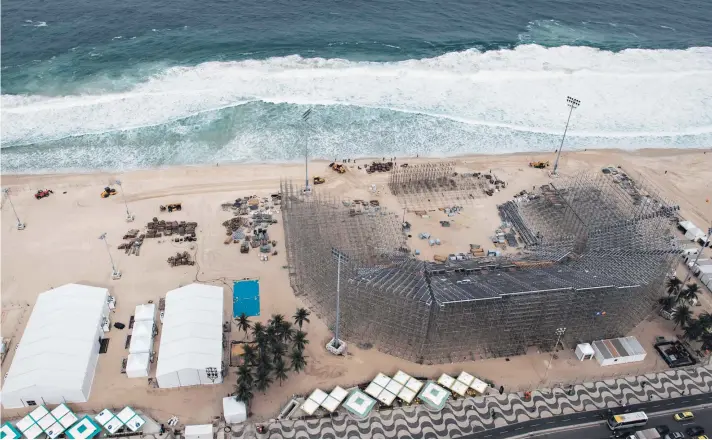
[119,236,144,256]
[222,217,245,235]
[146,217,198,238]
[167,251,195,267]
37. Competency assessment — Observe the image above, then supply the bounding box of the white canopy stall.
[2,284,110,409]
[156,284,224,388]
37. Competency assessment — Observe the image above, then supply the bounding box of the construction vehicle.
[160,203,182,212]
[529,161,550,169]
[329,162,346,174]
[313,176,325,185]
[34,189,53,200]
[101,187,117,198]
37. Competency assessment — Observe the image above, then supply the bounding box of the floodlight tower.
[99,233,122,280]
[302,108,313,193]
[115,180,134,222]
[552,96,581,175]
[542,327,566,383]
[2,188,26,230]
[327,247,348,354]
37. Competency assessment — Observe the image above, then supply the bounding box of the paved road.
[533,407,712,439]
[464,392,712,439]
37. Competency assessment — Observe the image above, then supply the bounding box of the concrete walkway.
[229,365,712,438]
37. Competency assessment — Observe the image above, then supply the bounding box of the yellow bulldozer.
[313,176,325,185]
[329,162,346,174]
[529,161,550,169]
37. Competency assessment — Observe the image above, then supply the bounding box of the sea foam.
[1,45,712,171]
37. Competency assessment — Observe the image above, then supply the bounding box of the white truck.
[631,428,662,439]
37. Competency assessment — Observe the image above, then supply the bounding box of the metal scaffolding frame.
[281,170,680,364]
[387,162,489,209]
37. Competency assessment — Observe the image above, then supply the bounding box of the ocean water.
[2,0,711,173]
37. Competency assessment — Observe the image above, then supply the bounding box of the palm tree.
[290,348,307,373]
[697,312,712,328]
[293,308,311,330]
[255,367,273,393]
[237,364,253,386]
[271,341,286,359]
[672,304,693,330]
[679,283,700,306]
[658,295,676,312]
[665,276,683,297]
[700,332,712,352]
[235,381,254,405]
[271,314,285,328]
[294,330,309,352]
[280,321,295,343]
[236,313,251,339]
[273,357,290,386]
[241,344,257,366]
[683,319,705,342]
[252,321,265,340]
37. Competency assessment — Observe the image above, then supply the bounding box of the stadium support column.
[552,96,580,175]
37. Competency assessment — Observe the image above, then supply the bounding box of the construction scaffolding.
[388,162,490,209]
[281,170,680,364]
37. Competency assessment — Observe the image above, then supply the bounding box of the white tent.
[156,284,224,388]
[575,343,595,361]
[184,424,213,439]
[685,227,705,241]
[222,397,247,424]
[678,220,695,232]
[126,353,150,378]
[134,304,156,322]
[2,284,110,409]
[129,321,154,354]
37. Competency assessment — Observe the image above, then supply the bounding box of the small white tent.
[156,284,224,388]
[184,424,213,439]
[129,321,154,354]
[2,284,110,409]
[126,353,150,378]
[222,397,247,424]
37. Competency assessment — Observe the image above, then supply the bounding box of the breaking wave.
[2,44,712,173]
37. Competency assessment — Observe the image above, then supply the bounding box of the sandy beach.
[2,148,711,424]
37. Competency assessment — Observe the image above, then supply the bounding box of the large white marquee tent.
[155,284,224,388]
[2,284,110,409]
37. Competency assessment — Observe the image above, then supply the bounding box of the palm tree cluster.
[660,277,712,352]
[234,308,311,406]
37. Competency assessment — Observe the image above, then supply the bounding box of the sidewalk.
[229,365,712,438]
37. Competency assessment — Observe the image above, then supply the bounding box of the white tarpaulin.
[2,284,109,409]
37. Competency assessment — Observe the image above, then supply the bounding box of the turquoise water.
[2,0,711,172]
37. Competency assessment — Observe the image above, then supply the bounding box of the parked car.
[673,411,694,421]
[685,426,705,437]
[664,432,684,439]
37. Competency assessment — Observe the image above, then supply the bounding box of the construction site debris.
[366,161,393,173]
[167,251,194,267]
[159,203,182,212]
[123,229,140,240]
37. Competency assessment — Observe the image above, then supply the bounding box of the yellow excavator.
[529,161,550,169]
[329,162,346,174]
[101,186,117,198]
[313,176,325,185]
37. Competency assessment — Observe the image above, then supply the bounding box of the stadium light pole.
[552,96,581,175]
[115,180,134,222]
[2,188,26,230]
[99,233,122,280]
[302,108,313,193]
[542,327,566,384]
[330,247,349,350]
